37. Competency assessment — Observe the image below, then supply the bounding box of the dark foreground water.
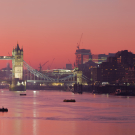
[0,89,135,135]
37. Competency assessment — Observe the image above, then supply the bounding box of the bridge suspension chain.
[23,61,89,83]
[82,74,90,81]
[59,74,76,81]
[23,61,55,81]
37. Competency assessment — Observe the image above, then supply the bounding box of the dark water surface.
[0,89,135,135]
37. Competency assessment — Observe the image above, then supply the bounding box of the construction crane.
[39,61,49,71]
[48,58,55,70]
[68,59,71,64]
[77,33,83,50]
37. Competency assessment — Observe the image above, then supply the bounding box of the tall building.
[98,50,135,84]
[1,63,12,79]
[75,49,92,67]
[92,53,116,64]
[92,54,98,64]
[98,54,108,64]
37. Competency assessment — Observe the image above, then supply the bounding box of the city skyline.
[0,0,135,69]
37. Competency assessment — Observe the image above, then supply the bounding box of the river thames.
[0,89,135,135]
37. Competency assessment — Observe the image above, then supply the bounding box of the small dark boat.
[20,94,26,96]
[0,107,8,112]
[63,99,76,102]
[115,89,135,96]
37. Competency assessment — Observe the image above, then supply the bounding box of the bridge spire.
[21,46,23,51]
[16,42,20,50]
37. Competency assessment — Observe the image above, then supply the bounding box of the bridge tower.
[9,44,26,91]
[74,71,83,93]
[12,44,23,79]
[77,71,82,84]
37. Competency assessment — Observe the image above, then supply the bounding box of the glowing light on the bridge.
[17,81,20,86]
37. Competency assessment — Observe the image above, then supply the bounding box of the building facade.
[75,49,92,67]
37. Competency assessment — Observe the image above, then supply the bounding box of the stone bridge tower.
[12,44,23,79]
[10,44,26,91]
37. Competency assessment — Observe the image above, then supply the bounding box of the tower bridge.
[0,44,89,91]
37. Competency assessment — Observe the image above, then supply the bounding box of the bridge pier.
[9,78,26,91]
[74,71,83,93]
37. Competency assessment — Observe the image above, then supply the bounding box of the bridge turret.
[12,43,23,79]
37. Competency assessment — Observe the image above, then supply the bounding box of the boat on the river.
[0,107,8,112]
[20,94,26,96]
[63,99,76,102]
[115,89,135,96]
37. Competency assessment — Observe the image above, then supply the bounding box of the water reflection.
[33,119,37,135]
[0,90,135,135]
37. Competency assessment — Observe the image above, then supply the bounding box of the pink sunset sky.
[0,0,135,70]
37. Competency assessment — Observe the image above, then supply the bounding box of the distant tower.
[12,44,23,79]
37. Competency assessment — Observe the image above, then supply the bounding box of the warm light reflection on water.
[0,89,135,135]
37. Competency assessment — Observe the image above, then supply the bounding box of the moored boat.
[0,107,8,112]
[20,94,26,96]
[63,99,76,102]
[115,89,135,96]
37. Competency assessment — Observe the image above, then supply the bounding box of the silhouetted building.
[66,64,72,70]
[115,50,135,66]
[125,67,135,84]
[1,63,12,79]
[92,53,115,64]
[99,61,118,83]
[98,54,108,64]
[98,53,115,64]
[98,50,135,84]
[92,54,98,64]
[75,49,92,67]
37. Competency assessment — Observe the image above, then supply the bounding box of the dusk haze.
[0,0,135,69]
